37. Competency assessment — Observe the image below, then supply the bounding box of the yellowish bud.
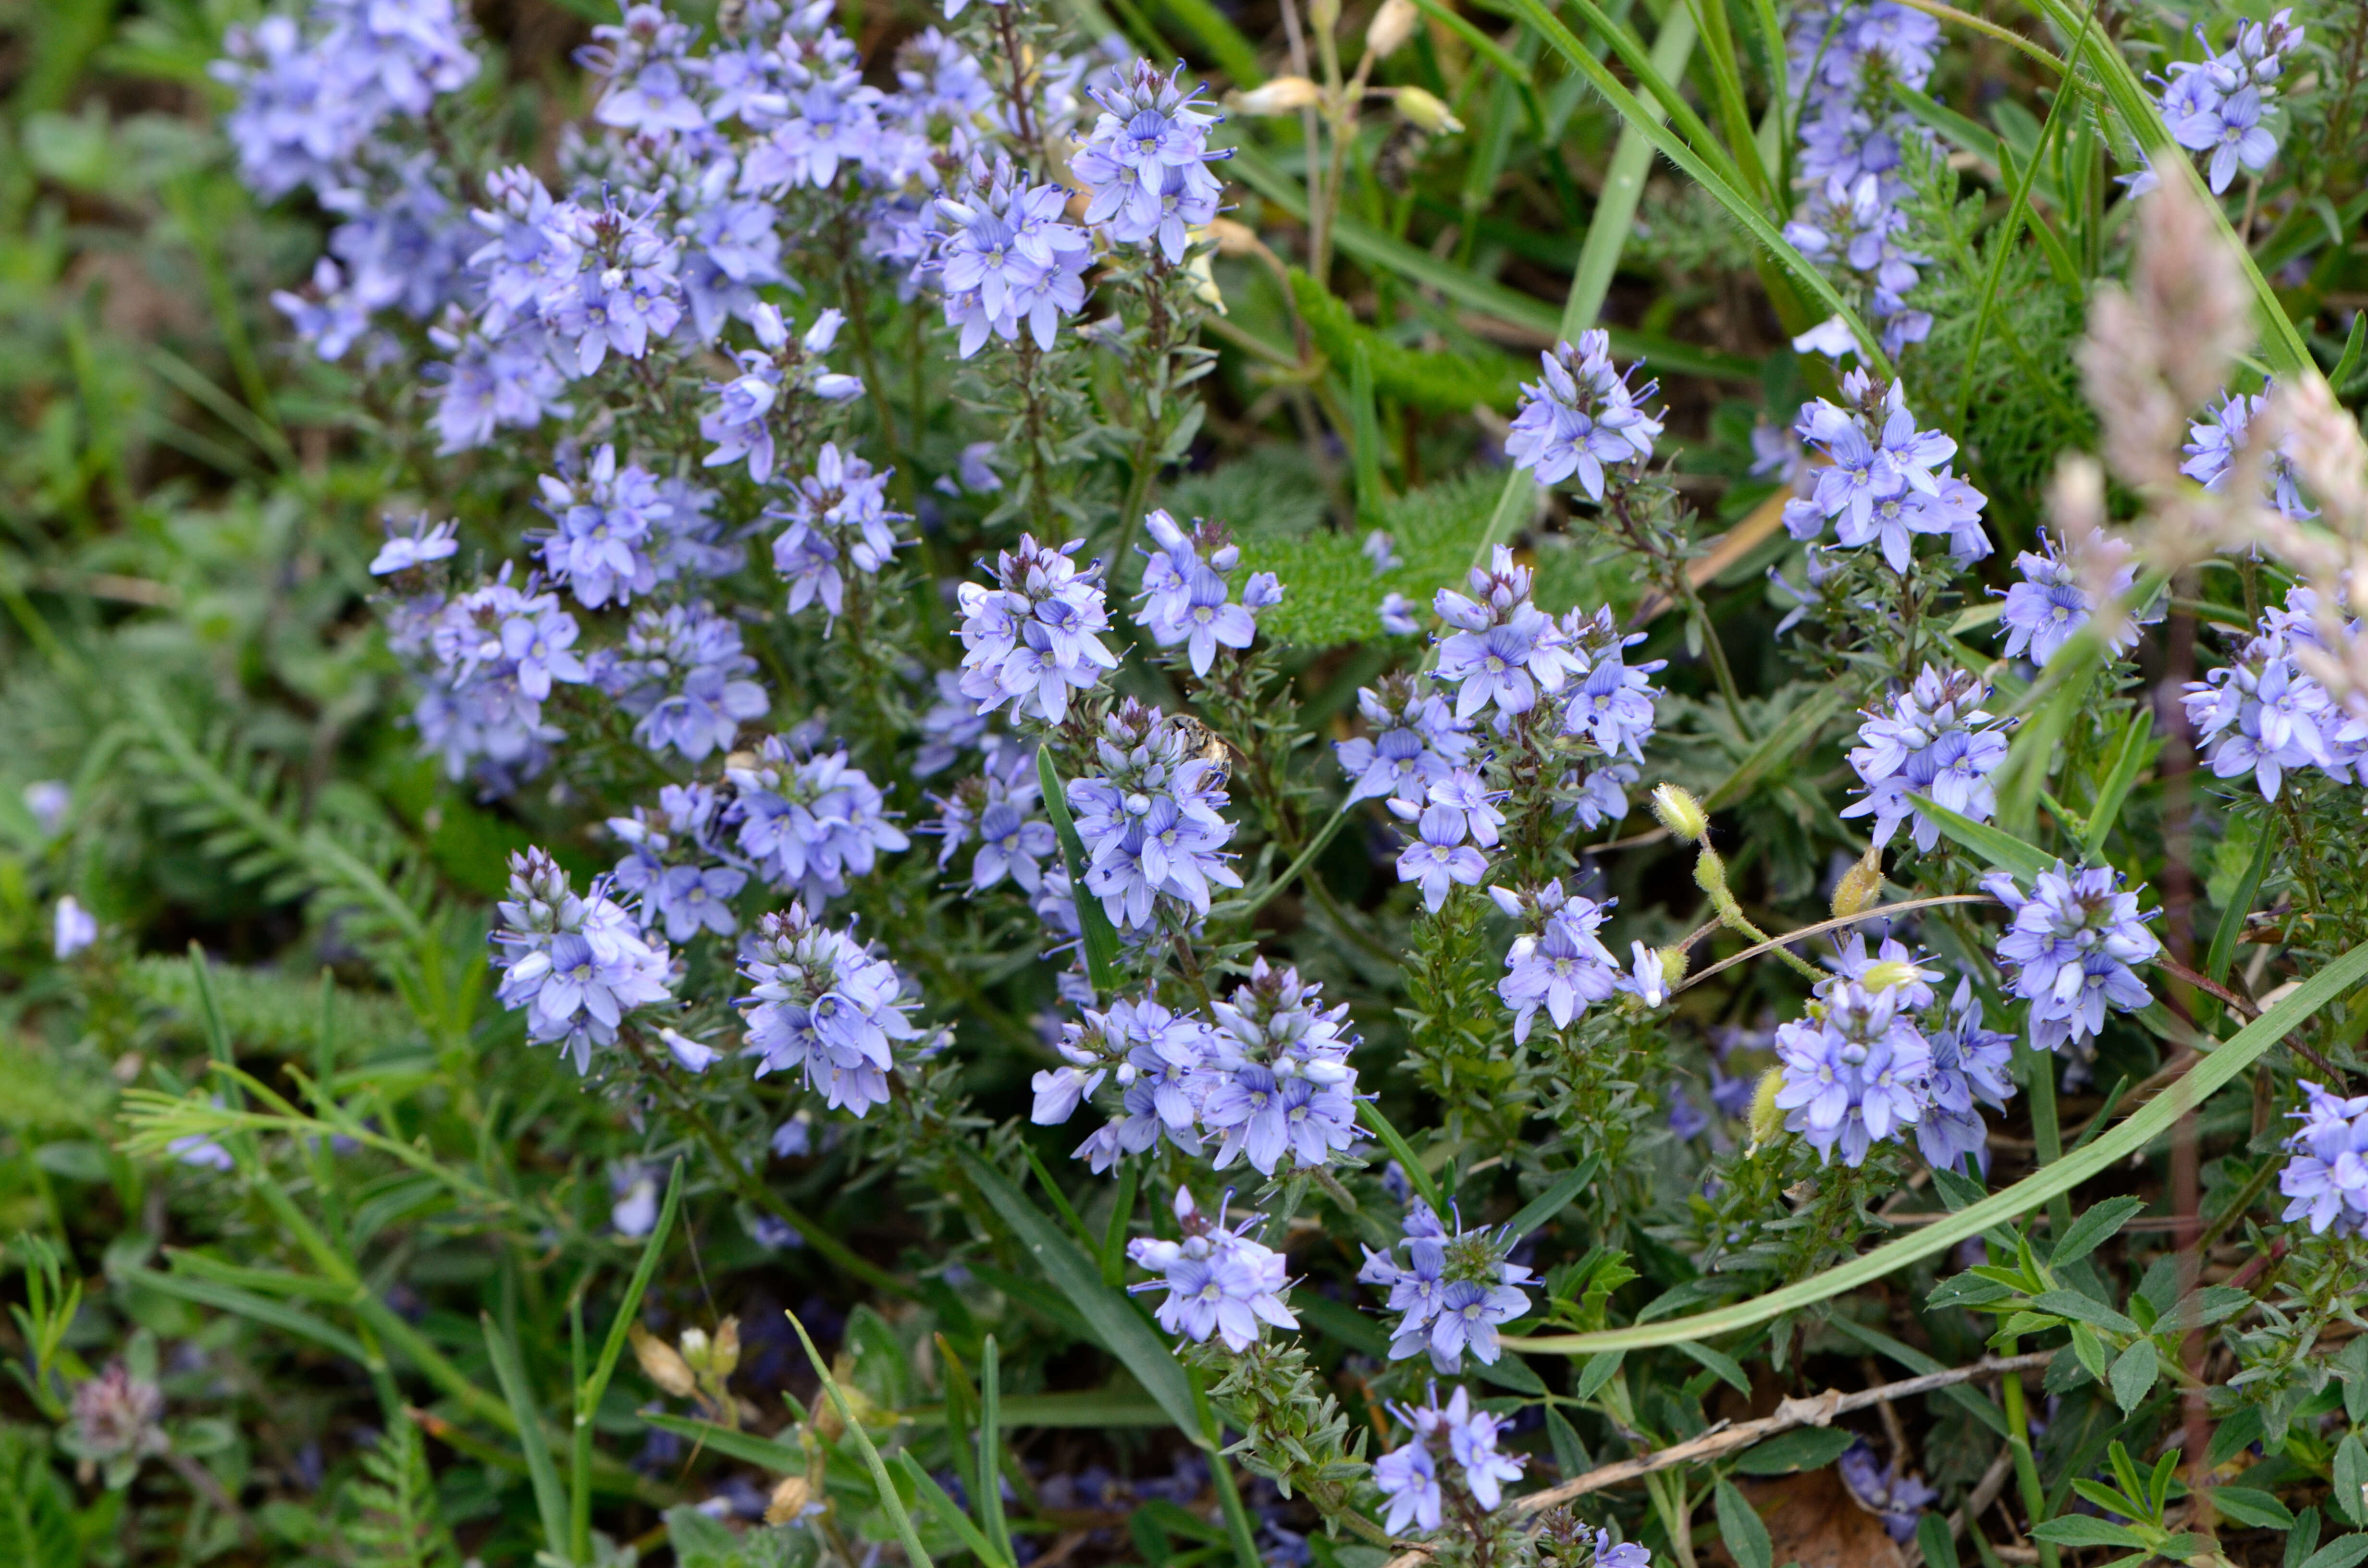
[1831,845,1884,920]
[1183,243,1227,315]
[629,1324,697,1399]
[711,1316,741,1379]
[1388,85,1463,135]
[1310,0,1341,37]
[1651,783,1708,844]
[1859,959,1920,994]
[1654,944,1690,991]
[1209,217,1261,257]
[765,1475,814,1525]
[1365,0,1419,59]
[1747,1067,1788,1151]
[1227,76,1324,115]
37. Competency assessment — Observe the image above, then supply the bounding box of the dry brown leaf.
[1739,1467,1907,1568]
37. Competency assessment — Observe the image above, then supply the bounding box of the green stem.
[2020,1041,2074,1244]
[1998,1354,2060,1568]
[1192,1372,1266,1568]
[1237,801,1355,920]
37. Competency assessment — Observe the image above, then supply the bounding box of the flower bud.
[1365,0,1419,59]
[1747,1067,1788,1151]
[1831,845,1884,920]
[1227,76,1324,115]
[630,1324,697,1398]
[711,1316,740,1378]
[1388,86,1463,135]
[1650,783,1708,844]
[766,1475,815,1524]
[1859,959,1920,994]
[1310,0,1340,37]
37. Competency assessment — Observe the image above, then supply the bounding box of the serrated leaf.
[1732,1426,1856,1475]
[2109,1339,2158,1413]
[2030,1289,2141,1335]
[2336,1434,2368,1528]
[2030,1516,2147,1547]
[2049,1195,2147,1268]
[2301,1534,2368,1568]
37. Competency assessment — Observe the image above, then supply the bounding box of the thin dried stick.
[1672,894,2002,996]
[1379,1353,2055,1566]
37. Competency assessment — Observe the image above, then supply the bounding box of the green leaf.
[481,1311,569,1563]
[1715,1479,1773,1568]
[2030,1289,2141,1336]
[979,1337,1014,1566]
[1504,1159,1602,1239]
[1575,1349,1625,1401]
[2050,1196,2148,1268]
[128,1266,369,1363]
[1505,938,2368,1355]
[2301,1536,2368,1568]
[2335,1434,2368,1528]
[641,1414,806,1471]
[2206,818,2272,987]
[1289,271,1526,415]
[2108,1339,2158,1413]
[1911,797,2054,880]
[2068,1322,2111,1382]
[2214,1486,2297,1530]
[1474,1351,1549,1396]
[787,1311,934,1568]
[2082,708,2155,861]
[954,1146,1201,1440]
[1675,1340,1752,1398]
[898,1389,1176,1429]
[1354,1102,1446,1212]
[896,1454,1012,1568]
[1036,747,1122,995]
[1915,1512,1960,1568]
[2029,1516,2147,1547]
[1732,1427,1856,1475]
[1703,684,1852,811]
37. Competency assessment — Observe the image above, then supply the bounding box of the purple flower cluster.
[1335,677,1476,807]
[1985,863,2160,1057]
[929,745,1058,896]
[956,535,1120,723]
[1494,879,1630,1041]
[2181,585,2367,800]
[769,442,909,621]
[1842,666,2011,852]
[1067,700,1243,931]
[1200,960,1362,1176]
[272,159,477,361]
[1838,1437,1940,1543]
[491,849,677,1073]
[2159,10,2303,194]
[1392,770,1502,913]
[1039,991,1221,1167]
[725,734,911,907]
[1504,331,1664,501]
[1783,2,1941,355]
[609,790,749,943]
[592,602,770,762]
[926,157,1095,357]
[1372,1384,1523,1532]
[738,904,922,1117]
[369,515,460,576]
[1128,1187,1297,1353]
[1918,979,2016,1169]
[701,305,865,484]
[1135,512,1284,676]
[1782,373,1988,570]
[2279,1079,2368,1237]
[1071,60,1230,262]
[472,171,684,378]
[395,574,587,788]
[1433,547,1582,726]
[213,0,479,202]
[1358,1200,1534,1373]
[1997,529,2150,666]
[2183,382,2316,523]
[532,444,675,609]
[1771,973,1934,1167]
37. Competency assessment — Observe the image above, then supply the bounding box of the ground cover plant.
[4,0,2368,1562]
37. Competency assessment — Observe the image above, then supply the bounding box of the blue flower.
[768,442,910,622]
[1127,1187,1296,1352]
[1432,549,1581,724]
[1372,1441,1441,1534]
[1360,1201,1534,1373]
[739,904,923,1119]
[2183,383,2315,523]
[1985,863,2160,1056]
[1134,512,1282,676]
[1494,879,1626,1041]
[1071,60,1230,261]
[53,896,97,959]
[593,601,769,762]
[1771,977,1933,1166]
[370,515,460,576]
[490,849,676,1073]
[956,535,1120,723]
[1786,375,1987,566]
[2279,1079,2368,1237]
[1066,700,1242,931]
[1842,667,2012,852]
[1504,331,1663,500]
[726,735,910,907]
[931,158,1094,356]
[1335,677,1475,807]
[1200,960,1362,1176]
[1917,979,2016,1169]
[1998,529,2151,665]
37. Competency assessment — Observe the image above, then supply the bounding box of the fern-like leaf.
[345,1415,456,1568]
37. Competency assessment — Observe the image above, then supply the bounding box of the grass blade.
[2205,823,2272,987]
[786,1310,935,1568]
[980,1337,1015,1565]
[2080,706,2154,861]
[481,1311,570,1563]
[1911,797,2055,880]
[1037,746,1123,996]
[1507,936,2368,1354]
[574,1159,682,1561]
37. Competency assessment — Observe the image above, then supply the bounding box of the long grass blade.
[786,1310,936,1568]
[1507,936,2368,1354]
[481,1312,570,1563]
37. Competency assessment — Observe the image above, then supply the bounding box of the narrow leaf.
[787,1309,935,1568]
[1910,797,2054,880]
[641,1413,807,1471]
[897,1453,1011,1568]
[2049,1195,2147,1268]
[1036,747,1122,995]
[481,1312,570,1564]
[1504,1158,1601,1239]
[1715,1478,1774,1568]
[2082,707,2155,860]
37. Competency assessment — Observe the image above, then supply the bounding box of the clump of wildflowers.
[1433,546,1579,725]
[1134,512,1284,676]
[1358,1200,1534,1372]
[1066,700,1242,932]
[929,747,1058,895]
[594,602,770,763]
[1071,60,1230,262]
[2181,595,2356,801]
[1200,960,1362,1176]
[490,849,677,1073]
[1985,863,2160,1056]
[1997,529,2151,665]
[1038,991,1223,1168]
[956,535,1119,723]
[1504,331,1664,501]
[928,156,1095,356]
[1493,880,1627,1041]
[533,444,672,609]
[2183,381,2316,522]
[701,304,865,484]
[1128,1187,1296,1352]
[726,735,910,907]
[1771,972,1934,1167]
[396,574,589,788]
[769,442,910,622]
[738,904,922,1117]
[1335,676,1475,807]
[2279,1079,2368,1237]
[1783,373,1988,569]
[1842,667,2011,852]
[1373,1384,1523,1532]
[471,172,684,378]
